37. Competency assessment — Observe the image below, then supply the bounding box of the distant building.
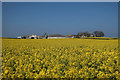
[22,36,27,39]
[81,35,87,38]
[48,37,67,39]
[28,34,39,39]
[66,35,78,38]
[17,36,22,39]
[39,36,43,39]
[17,34,39,39]
[72,35,78,38]
[17,35,27,39]
[90,34,94,37]
[66,35,74,38]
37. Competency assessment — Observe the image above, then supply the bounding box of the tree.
[93,31,104,37]
[44,33,48,39]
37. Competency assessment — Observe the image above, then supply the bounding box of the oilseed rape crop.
[2,38,120,79]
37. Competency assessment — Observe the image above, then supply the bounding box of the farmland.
[2,38,120,78]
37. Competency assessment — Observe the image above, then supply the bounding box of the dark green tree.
[44,33,48,39]
[93,31,104,37]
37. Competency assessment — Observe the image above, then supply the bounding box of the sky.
[0,1,1,38]
[2,2,118,37]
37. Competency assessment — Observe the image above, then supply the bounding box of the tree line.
[45,31,104,38]
[76,31,104,38]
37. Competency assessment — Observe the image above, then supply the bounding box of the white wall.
[48,37,67,39]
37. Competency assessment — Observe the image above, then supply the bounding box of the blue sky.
[2,2,118,37]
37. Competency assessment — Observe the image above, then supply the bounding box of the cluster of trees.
[42,31,104,38]
[93,31,104,37]
[77,31,104,38]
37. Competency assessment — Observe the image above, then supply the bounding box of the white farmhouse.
[28,34,38,39]
[17,36,22,39]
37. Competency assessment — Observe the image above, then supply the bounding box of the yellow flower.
[2,38,118,78]
[5,70,9,74]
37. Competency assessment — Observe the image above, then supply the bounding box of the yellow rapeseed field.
[2,38,120,79]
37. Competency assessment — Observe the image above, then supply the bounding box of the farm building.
[17,36,22,39]
[17,34,39,39]
[66,35,75,38]
[17,35,27,39]
[48,37,67,39]
[28,34,39,39]
[90,34,94,37]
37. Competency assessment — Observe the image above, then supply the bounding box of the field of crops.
[2,38,120,79]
